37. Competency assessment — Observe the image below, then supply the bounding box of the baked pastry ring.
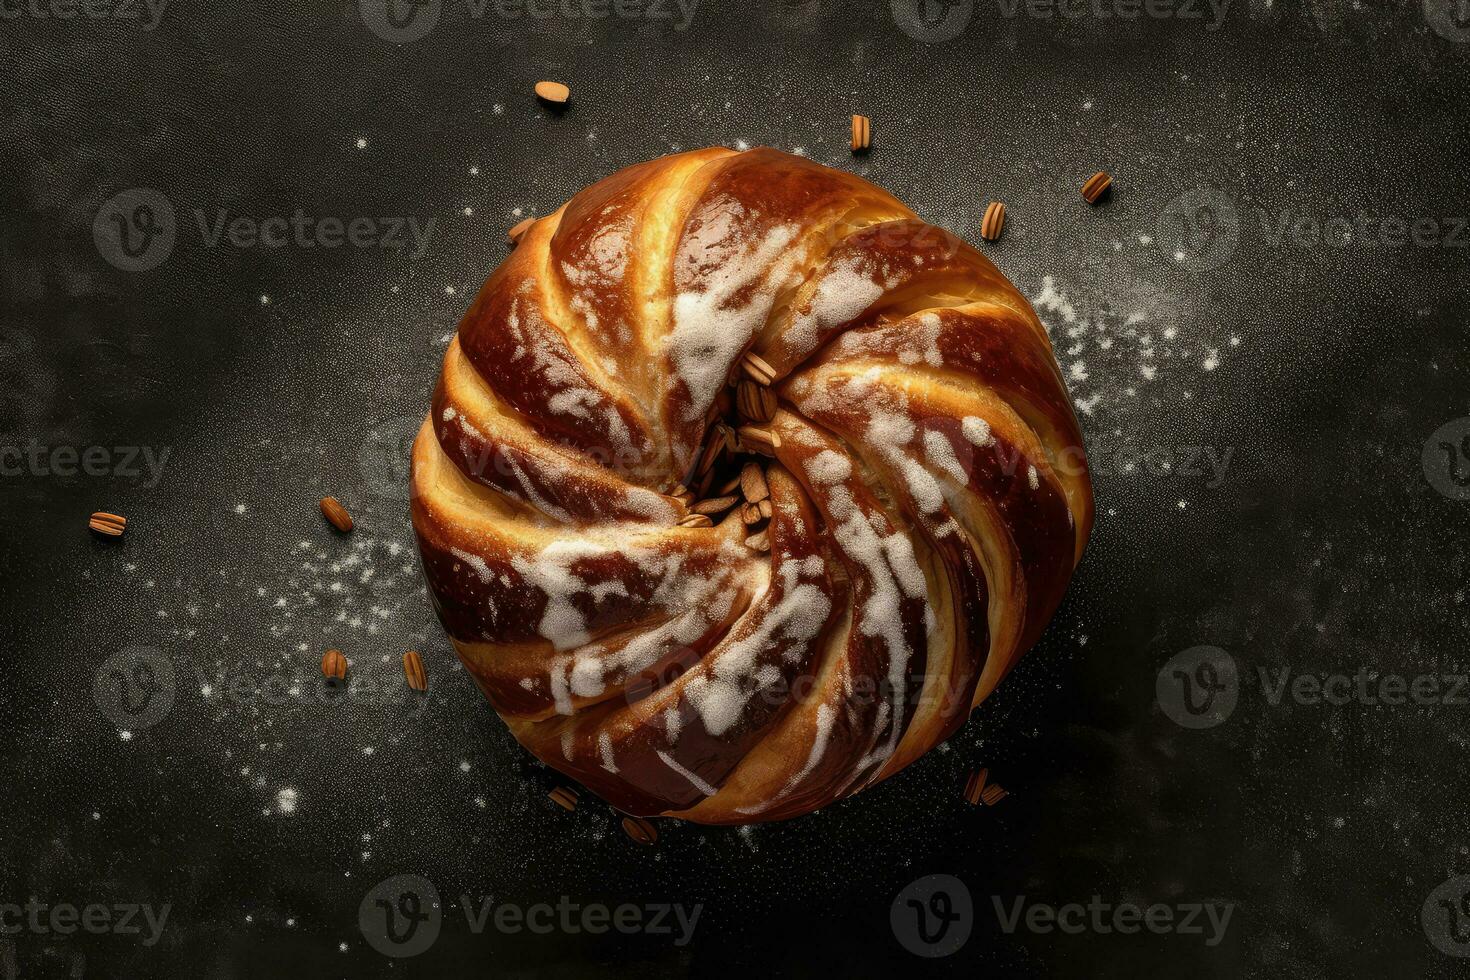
[411,147,1093,823]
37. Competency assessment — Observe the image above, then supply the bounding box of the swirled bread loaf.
[411,147,1093,823]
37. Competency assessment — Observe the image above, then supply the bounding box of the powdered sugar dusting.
[1032,275,1230,419]
[785,253,888,360]
[668,222,799,421]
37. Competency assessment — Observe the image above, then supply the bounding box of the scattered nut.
[1081,170,1112,204]
[320,496,353,533]
[981,201,1006,242]
[402,650,428,692]
[322,649,347,681]
[89,512,126,537]
[534,80,570,105]
[963,767,988,805]
[620,815,658,845]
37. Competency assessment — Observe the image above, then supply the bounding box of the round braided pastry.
[411,147,1093,823]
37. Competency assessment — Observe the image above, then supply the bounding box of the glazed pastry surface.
[411,147,1093,823]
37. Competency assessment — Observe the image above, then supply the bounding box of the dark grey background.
[3,0,1469,976]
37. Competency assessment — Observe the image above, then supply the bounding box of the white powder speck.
[961,417,994,447]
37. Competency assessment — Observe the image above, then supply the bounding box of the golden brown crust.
[411,147,1093,823]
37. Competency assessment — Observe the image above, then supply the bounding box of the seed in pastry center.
[740,462,769,503]
[692,495,739,516]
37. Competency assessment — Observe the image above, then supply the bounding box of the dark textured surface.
[3,1,1469,976]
